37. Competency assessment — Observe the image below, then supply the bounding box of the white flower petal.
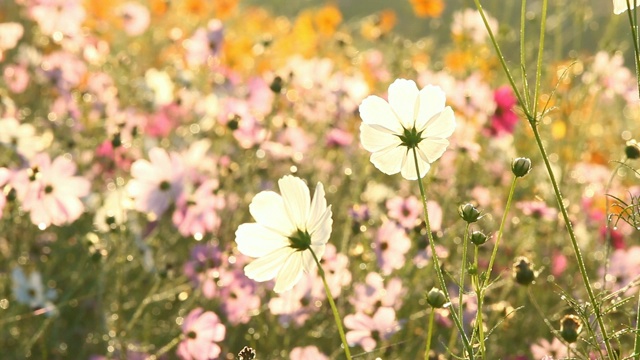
[388,79,419,129]
[274,252,304,293]
[614,0,638,14]
[421,107,455,139]
[358,95,403,133]
[418,138,450,163]
[302,250,316,272]
[306,183,328,233]
[235,223,290,258]
[249,190,296,236]
[244,247,294,282]
[310,207,332,245]
[415,85,446,129]
[279,175,310,230]
[370,145,406,176]
[401,150,430,180]
[360,123,402,153]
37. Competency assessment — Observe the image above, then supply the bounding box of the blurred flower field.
[1,0,640,359]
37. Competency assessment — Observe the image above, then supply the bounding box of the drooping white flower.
[359,78,456,180]
[235,175,332,293]
[614,0,639,14]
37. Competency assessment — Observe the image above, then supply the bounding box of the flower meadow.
[3,0,640,359]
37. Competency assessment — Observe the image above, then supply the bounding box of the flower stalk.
[310,248,352,360]
[472,0,616,357]
[412,147,474,359]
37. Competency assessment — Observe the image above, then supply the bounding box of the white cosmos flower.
[614,0,638,14]
[359,78,456,180]
[235,175,333,293]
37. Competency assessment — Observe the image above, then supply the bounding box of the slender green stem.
[459,224,471,325]
[424,309,436,360]
[483,177,517,288]
[634,289,640,360]
[625,0,640,98]
[530,125,615,359]
[603,161,626,289]
[154,335,183,358]
[532,0,548,115]
[412,148,474,359]
[472,0,530,117]
[309,248,352,360]
[519,0,531,109]
[125,278,160,333]
[474,246,485,359]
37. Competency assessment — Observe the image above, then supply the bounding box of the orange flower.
[361,10,396,41]
[410,0,444,18]
[315,4,342,36]
[149,0,169,16]
[214,0,239,20]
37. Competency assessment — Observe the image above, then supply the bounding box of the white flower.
[614,0,639,14]
[359,79,456,180]
[235,175,333,293]
[11,266,57,316]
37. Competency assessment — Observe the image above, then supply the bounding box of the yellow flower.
[315,4,342,36]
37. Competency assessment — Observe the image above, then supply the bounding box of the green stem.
[519,0,530,109]
[530,125,615,359]
[474,246,485,359]
[625,0,640,98]
[459,224,471,326]
[309,248,352,360]
[634,289,640,360]
[424,309,436,360]
[532,0,549,114]
[412,147,474,360]
[484,176,517,288]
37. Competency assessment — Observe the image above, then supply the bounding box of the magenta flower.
[183,244,229,299]
[488,85,519,137]
[219,271,261,325]
[17,154,90,227]
[127,147,185,218]
[177,308,226,360]
[344,307,399,352]
[375,221,411,275]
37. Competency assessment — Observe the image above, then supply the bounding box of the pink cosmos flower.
[386,195,422,229]
[172,180,225,237]
[326,127,353,147]
[344,307,399,352]
[602,246,640,293]
[268,272,324,326]
[3,64,30,94]
[219,271,261,325]
[184,19,224,67]
[320,243,352,297]
[350,272,405,314]
[530,337,568,359]
[127,147,185,217]
[183,244,229,299]
[17,153,90,227]
[516,200,558,221]
[118,2,151,36]
[177,308,226,360]
[375,221,411,275]
[28,0,86,37]
[289,346,329,360]
[489,85,519,136]
[40,51,87,91]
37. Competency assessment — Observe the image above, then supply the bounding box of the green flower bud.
[512,256,537,285]
[559,314,582,343]
[470,230,488,246]
[269,76,284,94]
[458,203,481,223]
[511,157,532,178]
[426,287,447,308]
[625,140,640,160]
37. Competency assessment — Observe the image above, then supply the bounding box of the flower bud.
[559,314,582,343]
[458,203,481,223]
[512,256,537,285]
[511,157,532,178]
[625,140,640,160]
[470,230,488,246]
[269,76,284,94]
[426,287,447,308]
